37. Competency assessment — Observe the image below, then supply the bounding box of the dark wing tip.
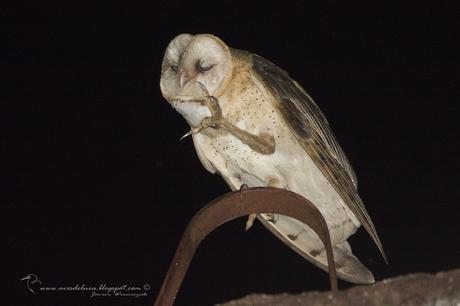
[251,52,387,265]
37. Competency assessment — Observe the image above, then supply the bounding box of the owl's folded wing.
[251,54,387,263]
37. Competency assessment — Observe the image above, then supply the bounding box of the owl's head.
[160,33,233,101]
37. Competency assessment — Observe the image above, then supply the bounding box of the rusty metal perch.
[154,187,338,306]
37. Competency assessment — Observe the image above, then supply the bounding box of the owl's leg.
[221,122,276,155]
[182,85,276,155]
[245,177,285,230]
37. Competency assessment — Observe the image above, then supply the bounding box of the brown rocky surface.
[217,269,460,306]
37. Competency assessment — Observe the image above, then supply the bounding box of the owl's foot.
[179,115,223,141]
[194,115,222,133]
[195,81,223,119]
[264,213,278,223]
[178,94,224,140]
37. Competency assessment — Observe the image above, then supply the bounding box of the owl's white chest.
[176,74,359,244]
[171,101,211,127]
[192,113,360,245]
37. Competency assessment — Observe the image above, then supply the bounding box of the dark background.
[5,1,458,305]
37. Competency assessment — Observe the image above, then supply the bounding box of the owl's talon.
[179,130,193,141]
[265,213,278,223]
[245,214,257,231]
[180,117,216,139]
[195,81,210,96]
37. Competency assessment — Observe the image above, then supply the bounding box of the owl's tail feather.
[257,214,375,284]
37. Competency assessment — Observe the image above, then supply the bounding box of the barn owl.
[160,33,386,284]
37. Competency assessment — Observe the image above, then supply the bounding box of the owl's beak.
[179,71,196,87]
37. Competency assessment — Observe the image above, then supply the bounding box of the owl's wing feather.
[258,213,375,284]
[251,54,387,262]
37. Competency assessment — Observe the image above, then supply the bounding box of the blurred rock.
[217,269,460,306]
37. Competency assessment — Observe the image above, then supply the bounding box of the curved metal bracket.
[154,187,338,306]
